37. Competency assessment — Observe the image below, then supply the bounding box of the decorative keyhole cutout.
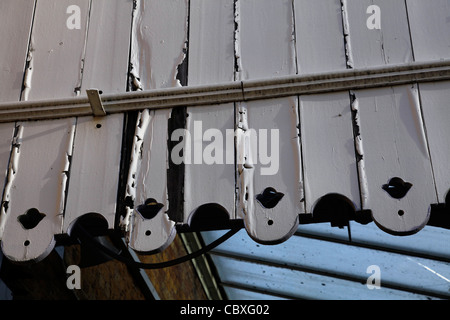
[256,187,284,209]
[382,177,412,199]
[18,208,46,230]
[136,198,164,220]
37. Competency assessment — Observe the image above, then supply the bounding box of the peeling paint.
[234,0,302,244]
[233,0,242,81]
[128,0,144,90]
[351,93,362,155]
[128,1,143,91]
[121,109,151,232]
[355,134,369,207]
[125,108,175,252]
[175,44,188,87]
[123,0,189,246]
[75,0,92,97]
[350,92,368,207]
[59,121,76,231]
[0,124,22,237]
[341,0,354,69]
[130,0,189,90]
[174,2,189,88]
[236,102,255,222]
[0,118,74,262]
[129,65,143,91]
[290,0,298,75]
[21,42,34,101]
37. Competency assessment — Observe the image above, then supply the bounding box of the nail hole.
[96,124,102,128]
[145,230,151,236]
[398,210,405,216]
[268,219,274,226]
[24,240,30,246]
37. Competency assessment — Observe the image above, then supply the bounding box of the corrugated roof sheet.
[202,221,450,299]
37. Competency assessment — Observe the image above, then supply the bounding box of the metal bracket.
[86,89,106,117]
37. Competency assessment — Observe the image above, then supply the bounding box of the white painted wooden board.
[295,0,360,214]
[0,124,16,239]
[126,0,189,253]
[133,110,171,213]
[407,0,450,204]
[64,0,133,233]
[188,0,235,85]
[344,0,437,234]
[129,0,189,91]
[354,86,436,234]
[64,115,124,232]
[300,93,361,213]
[294,0,347,74]
[78,0,133,95]
[418,83,450,204]
[184,107,236,223]
[128,109,176,254]
[0,0,35,103]
[184,0,236,223]
[1,0,90,261]
[22,0,91,101]
[236,0,297,81]
[1,118,76,262]
[406,0,450,63]
[236,0,302,244]
[342,0,413,68]
[0,0,33,240]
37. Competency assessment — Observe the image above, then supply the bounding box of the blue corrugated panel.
[202,222,450,300]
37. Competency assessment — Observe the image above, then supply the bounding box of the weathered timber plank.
[0,0,35,241]
[236,0,302,243]
[344,0,436,234]
[184,0,236,224]
[0,0,35,103]
[64,0,133,232]
[407,0,450,203]
[1,0,90,261]
[1,118,76,262]
[126,0,189,252]
[295,0,360,215]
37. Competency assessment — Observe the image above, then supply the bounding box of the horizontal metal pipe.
[0,60,449,122]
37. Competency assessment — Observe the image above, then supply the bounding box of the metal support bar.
[0,60,449,123]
